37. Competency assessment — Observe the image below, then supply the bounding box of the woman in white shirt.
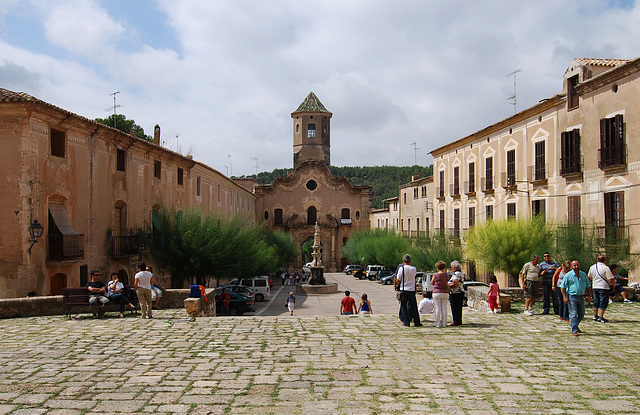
[107,272,135,318]
[134,262,155,319]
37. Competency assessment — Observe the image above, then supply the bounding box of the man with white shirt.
[394,254,422,327]
[588,255,615,323]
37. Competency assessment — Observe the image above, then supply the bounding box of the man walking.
[448,260,464,326]
[520,255,540,315]
[588,255,615,323]
[340,291,357,315]
[394,254,421,327]
[560,260,592,336]
[539,252,559,315]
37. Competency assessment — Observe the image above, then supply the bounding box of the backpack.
[189,285,202,298]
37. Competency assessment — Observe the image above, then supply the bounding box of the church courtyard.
[0,274,638,414]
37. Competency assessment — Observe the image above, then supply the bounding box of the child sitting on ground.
[418,292,434,314]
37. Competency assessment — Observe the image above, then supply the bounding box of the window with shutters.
[484,157,493,191]
[532,200,545,220]
[453,209,460,238]
[469,207,475,228]
[452,166,460,196]
[567,75,579,110]
[486,205,494,220]
[604,191,624,233]
[506,150,516,186]
[439,210,445,233]
[561,129,581,175]
[534,142,545,181]
[599,114,625,168]
[468,162,475,193]
[274,208,283,225]
[567,196,581,224]
[507,203,516,219]
[438,171,445,198]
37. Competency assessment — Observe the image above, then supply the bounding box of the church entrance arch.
[301,236,322,266]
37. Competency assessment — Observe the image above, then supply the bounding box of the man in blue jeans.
[560,260,592,336]
[539,253,559,315]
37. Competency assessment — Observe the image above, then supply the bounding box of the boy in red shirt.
[340,291,358,315]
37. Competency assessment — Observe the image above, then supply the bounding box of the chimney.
[154,124,160,145]
[412,174,420,181]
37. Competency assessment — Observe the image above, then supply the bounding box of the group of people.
[520,253,632,336]
[394,254,481,328]
[86,262,164,319]
[280,271,306,286]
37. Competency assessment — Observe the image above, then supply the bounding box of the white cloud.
[1,0,639,175]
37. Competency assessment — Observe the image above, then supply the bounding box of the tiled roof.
[0,88,37,102]
[575,58,629,67]
[293,92,331,113]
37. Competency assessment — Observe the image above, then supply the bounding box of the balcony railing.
[597,225,629,245]
[464,180,475,195]
[436,187,445,199]
[528,164,548,182]
[501,172,516,188]
[560,154,582,175]
[450,182,460,197]
[598,145,626,168]
[481,176,494,192]
[340,218,352,225]
[111,235,143,257]
[48,234,84,261]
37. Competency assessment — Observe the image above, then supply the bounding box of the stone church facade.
[255,93,372,272]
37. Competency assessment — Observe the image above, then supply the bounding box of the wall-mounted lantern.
[28,219,43,253]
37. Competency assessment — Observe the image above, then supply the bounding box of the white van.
[230,276,270,302]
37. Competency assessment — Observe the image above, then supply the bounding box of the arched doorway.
[117,269,129,286]
[301,237,322,266]
[50,273,67,295]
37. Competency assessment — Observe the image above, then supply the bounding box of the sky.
[1,0,639,177]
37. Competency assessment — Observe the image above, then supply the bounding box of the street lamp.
[28,219,43,253]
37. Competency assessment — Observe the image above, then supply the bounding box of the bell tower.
[292,92,332,169]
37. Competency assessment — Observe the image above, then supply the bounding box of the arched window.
[341,208,350,219]
[274,209,283,225]
[307,206,317,225]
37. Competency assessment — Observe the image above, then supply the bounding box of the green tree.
[262,230,299,270]
[95,114,152,141]
[465,217,553,286]
[343,228,411,269]
[410,234,464,272]
[554,222,637,273]
[149,206,289,287]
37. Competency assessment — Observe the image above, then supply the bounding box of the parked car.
[215,290,256,316]
[372,268,393,281]
[344,264,363,275]
[379,273,395,285]
[353,269,367,279]
[221,284,254,300]
[366,265,389,280]
[228,276,270,302]
[422,272,454,295]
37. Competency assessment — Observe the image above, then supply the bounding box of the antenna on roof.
[506,70,522,114]
[109,91,121,129]
[251,157,259,176]
[410,142,420,165]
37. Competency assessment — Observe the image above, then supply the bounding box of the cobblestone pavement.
[1,274,639,414]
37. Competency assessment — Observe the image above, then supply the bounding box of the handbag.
[395,266,405,301]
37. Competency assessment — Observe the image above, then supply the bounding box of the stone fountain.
[297,222,338,294]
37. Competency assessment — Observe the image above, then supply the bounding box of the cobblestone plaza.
[0,274,638,414]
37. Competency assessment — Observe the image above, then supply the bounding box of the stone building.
[0,88,256,298]
[255,93,372,271]
[392,56,640,286]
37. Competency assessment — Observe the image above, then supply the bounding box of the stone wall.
[466,286,512,313]
[0,289,194,319]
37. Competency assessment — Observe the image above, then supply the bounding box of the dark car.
[215,290,256,316]
[372,268,393,281]
[353,269,367,279]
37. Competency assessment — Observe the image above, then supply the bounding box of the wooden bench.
[62,287,139,319]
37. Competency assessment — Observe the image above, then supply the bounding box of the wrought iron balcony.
[111,235,143,257]
[48,234,84,261]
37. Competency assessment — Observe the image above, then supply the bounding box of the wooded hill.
[240,165,433,209]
